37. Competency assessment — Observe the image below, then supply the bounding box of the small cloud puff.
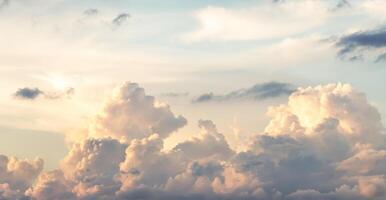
[14,87,74,100]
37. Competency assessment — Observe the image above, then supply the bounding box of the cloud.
[272,0,285,3]
[112,13,130,26]
[14,87,43,100]
[160,92,189,98]
[44,87,75,100]
[14,87,75,100]
[25,170,75,200]
[3,82,386,199]
[87,81,187,142]
[173,120,234,160]
[193,82,295,103]
[335,27,386,62]
[376,53,386,62]
[0,154,43,198]
[83,8,99,16]
[182,1,329,42]
[0,0,9,10]
[331,0,351,11]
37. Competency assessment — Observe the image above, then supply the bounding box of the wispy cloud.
[160,92,189,98]
[193,82,295,103]
[335,27,386,62]
[112,13,130,26]
[83,8,99,16]
[182,1,329,42]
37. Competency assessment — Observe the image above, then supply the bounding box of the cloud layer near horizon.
[2,82,386,200]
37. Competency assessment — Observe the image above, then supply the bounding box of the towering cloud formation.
[88,82,187,141]
[2,82,386,199]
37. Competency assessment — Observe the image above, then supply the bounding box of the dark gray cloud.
[14,87,74,100]
[194,92,214,102]
[193,82,295,103]
[14,87,43,100]
[336,27,386,62]
[112,13,130,26]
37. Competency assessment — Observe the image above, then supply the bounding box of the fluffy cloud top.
[0,155,43,193]
[3,82,386,200]
[88,81,187,142]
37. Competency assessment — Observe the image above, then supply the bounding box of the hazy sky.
[1,0,386,199]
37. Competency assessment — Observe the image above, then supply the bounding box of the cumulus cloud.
[173,120,234,160]
[0,154,43,199]
[26,170,75,200]
[14,87,75,100]
[193,82,295,103]
[2,82,386,199]
[88,81,187,142]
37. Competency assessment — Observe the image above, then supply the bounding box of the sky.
[1,0,386,199]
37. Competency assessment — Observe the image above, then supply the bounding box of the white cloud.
[0,154,43,197]
[87,82,187,142]
[60,137,126,198]
[26,170,75,200]
[173,120,234,160]
[183,1,329,42]
[265,83,385,145]
[2,82,386,199]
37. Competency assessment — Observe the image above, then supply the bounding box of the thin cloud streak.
[193,82,295,103]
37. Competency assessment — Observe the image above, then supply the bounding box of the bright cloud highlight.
[1,82,386,200]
